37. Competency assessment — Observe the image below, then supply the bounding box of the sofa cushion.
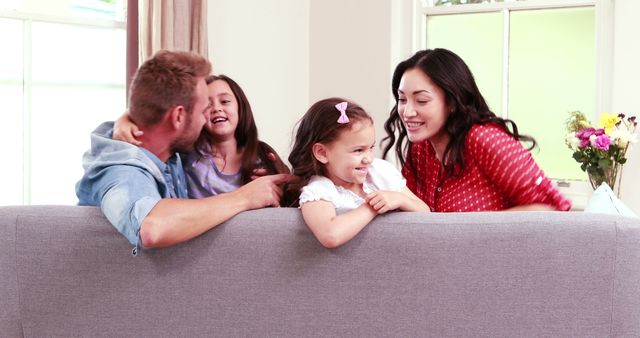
[585,183,637,218]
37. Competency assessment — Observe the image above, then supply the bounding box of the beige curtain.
[139,0,208,62]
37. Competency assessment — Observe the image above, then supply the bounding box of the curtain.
[126,0,139,99]
[139,0,208,62]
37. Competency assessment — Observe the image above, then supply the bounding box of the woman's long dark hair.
[381,48,536,177]
[198,74,289,183]
[285,97,373,207]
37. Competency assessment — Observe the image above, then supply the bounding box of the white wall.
[308,0,392,155]
[613,0,640,213]
[208,0,394,159]
[207,0,309,159]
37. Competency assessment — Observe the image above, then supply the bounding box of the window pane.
[0,18,24,205]
[0,18,23,82]
[426,12,503,115]
[30,86,125,205]
[32,21,125,84]
[1,1,125,206]
[0,85,24,205]
[508,7,595,180]
[1,0,125,21]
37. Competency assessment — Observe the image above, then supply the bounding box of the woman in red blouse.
[382,48,571,212]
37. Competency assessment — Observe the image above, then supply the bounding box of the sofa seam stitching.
[608,219,618,337]
[14,214,25,338]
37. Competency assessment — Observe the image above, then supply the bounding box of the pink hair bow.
[335,101,349,124]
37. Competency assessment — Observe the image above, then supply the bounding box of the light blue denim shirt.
[76,121,188,254]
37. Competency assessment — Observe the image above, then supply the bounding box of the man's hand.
[237,173,296,208]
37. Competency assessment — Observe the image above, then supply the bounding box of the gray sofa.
[1,205,639,337]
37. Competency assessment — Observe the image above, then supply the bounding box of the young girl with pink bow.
[287,97,430,248]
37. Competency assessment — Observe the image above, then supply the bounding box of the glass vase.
[588,164,623,197]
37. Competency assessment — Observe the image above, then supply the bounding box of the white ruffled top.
[299,158,406,213]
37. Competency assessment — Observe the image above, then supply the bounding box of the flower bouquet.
[565,111,637,196]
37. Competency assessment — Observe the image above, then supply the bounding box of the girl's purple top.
[183,142,242,199]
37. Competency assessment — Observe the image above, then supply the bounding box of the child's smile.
[322,121,375,194]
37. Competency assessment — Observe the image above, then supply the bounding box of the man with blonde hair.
[77,50,291,254]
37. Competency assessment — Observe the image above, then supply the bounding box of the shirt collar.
[139,147,180,172]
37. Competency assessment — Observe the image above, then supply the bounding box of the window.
[416,0,610,184]
[0,0,126,205]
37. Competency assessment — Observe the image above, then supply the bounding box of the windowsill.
[553,179,593,211]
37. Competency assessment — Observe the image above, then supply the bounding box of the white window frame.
[410,0,614,119]
[0,9,125,204]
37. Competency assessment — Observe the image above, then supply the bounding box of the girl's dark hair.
[381,48,536,177]
[197,74,289,183]
[285,97,373,206]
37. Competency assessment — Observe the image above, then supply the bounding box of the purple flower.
[618,113,626,119]
[594,128,605,136]
[594,134,611,151]
[579,139,591,148]
[576,128,596,140]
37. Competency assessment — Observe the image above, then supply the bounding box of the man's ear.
[167,105,187,130]
[312,143,329,164]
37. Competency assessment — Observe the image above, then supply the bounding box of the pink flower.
[576,128,596,140]
[594,134,611,150]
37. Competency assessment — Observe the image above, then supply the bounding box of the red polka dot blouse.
[402,124,572,212]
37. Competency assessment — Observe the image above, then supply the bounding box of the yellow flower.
[597,112,621,134]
